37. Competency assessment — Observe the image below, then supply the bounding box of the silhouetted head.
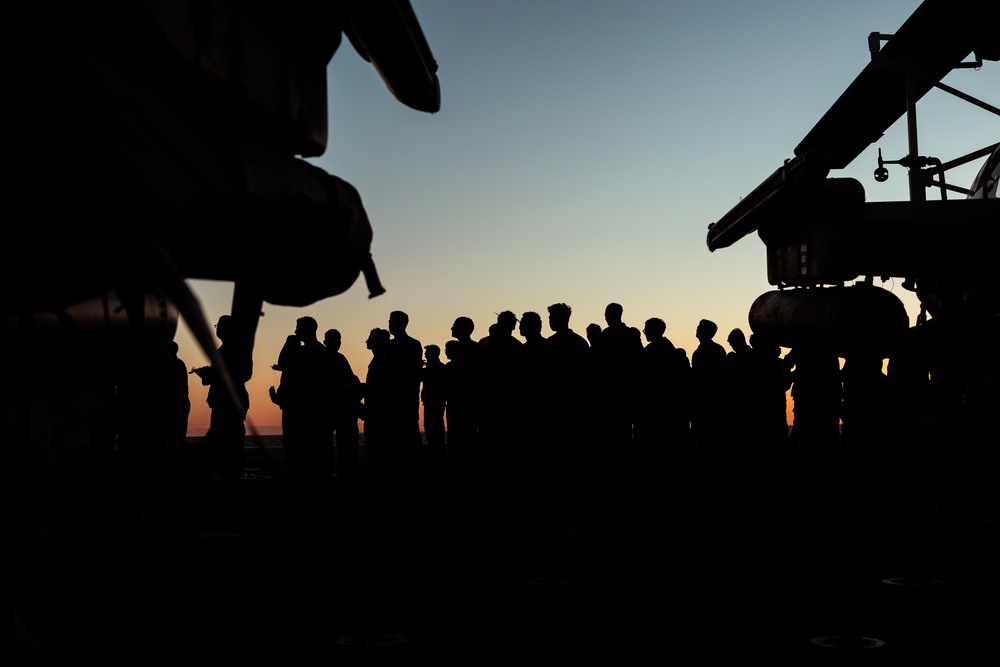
[451,316,475,341]
[547,303,572,332]
[324,328,342,351]
[496,310,517,333]
[444,339,462,361]
[643,317,666,342]
[696,319,718,342]
[604,303,624,326]
[586,323,602,346]
[388,311,409,337]
[519,312,542,338]
[215,315,233,341]
[366,327,390,351]
[424,344,440,361]
[295,316,318,341]
[749,332,779,358]
[727,327,747,351]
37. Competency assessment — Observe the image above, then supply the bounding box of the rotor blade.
[344,0,440,113]
[794,0,989,169]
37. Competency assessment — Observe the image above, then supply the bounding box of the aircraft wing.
[795,0,996,169]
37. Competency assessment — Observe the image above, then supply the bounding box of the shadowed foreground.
[12,437,1000,661]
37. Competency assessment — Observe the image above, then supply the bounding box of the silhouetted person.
[191,315,252,492]
[840,350,889,469]
[450,314,480,382]
[674,346,695,455]
[544,303,592,483]
[750,333,793,463]
[691,319,727,466]
[443,338,480,470]
[362,327,395,475]
[787,346,843,468]
[449,315,481,456]
[324,328,362,477]
[451,316,478,355]
[388,310,424,467]
[634,318,687,468]
[886,322,936,453]
[165,340,191,480]
[519,311,549,474]
[269,316,331,487]
[593,303,643,471]
[723,327,766,466]
[586,323,602,348]
[476,310,525,473]
[421,344,447,467]
[519,311,547,363]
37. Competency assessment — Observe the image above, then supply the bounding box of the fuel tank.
[749,285,909,357]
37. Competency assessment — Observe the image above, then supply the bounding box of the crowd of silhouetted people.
[193,303,855,495]
[85,300,943,499]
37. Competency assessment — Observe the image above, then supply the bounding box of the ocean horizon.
[186,433,370,448]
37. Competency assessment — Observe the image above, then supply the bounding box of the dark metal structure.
[707,0,1000,435]
[2,1,440,488]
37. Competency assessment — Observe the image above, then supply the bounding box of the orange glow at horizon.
[185,381,798,438]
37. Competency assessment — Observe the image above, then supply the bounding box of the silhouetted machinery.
[2,2,439,489]
[708,0,1000,444]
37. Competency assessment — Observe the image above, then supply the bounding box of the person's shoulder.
[656,336,677,352]
[304,341,327,355]
[505,335,524,348]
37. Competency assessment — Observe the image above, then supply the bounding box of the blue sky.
[178,1,999,433]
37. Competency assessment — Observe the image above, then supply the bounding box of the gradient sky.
[175,1,999,435]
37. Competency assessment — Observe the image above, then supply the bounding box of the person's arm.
[191,365,214,386]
